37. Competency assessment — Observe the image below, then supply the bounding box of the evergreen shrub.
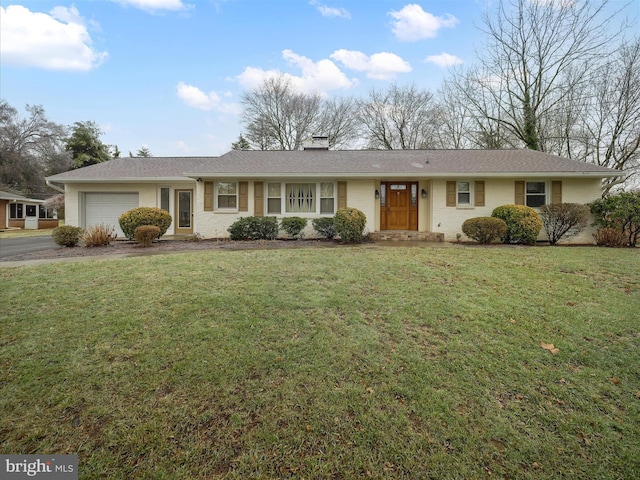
[119,207,172,240]
[491,204,542,245]
[462,217,507,244]
[52,225,84,247]
[228,216,279,240]
[334,207,367,243]
[280,217,308,239]
[312,217,337,239]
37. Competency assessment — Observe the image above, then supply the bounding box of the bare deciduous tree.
[455,0,620,151]
[0,100,70,195]
[356,84,441,150]
[241,75,323,150]
[580,37,640,192]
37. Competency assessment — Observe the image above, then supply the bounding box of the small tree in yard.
[589,192,640,247]
[539,203,590,245]
[43,193,65,220]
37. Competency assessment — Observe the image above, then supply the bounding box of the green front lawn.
[1,246,639,479]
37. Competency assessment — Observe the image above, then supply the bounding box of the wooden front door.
[381,182,418,230]
[174,189,193,235]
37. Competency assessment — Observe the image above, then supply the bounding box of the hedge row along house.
[46,140,619,243]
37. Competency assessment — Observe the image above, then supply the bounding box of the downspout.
[46,180,65,193]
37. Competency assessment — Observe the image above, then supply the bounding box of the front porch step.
[369,231,444,242]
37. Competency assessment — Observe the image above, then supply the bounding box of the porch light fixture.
[421,188,428,198]
[197,177,203,183]
[375,189,380,199]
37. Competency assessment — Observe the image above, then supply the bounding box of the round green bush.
[134,225,160,247]
[280,217,308,239]
[334,207,367,243]
[118,207,172,240]
[228,216,279,240]
[491,204,542,245]
[462,217,507,244]
[312,217,337,239]
[52,225,84,247]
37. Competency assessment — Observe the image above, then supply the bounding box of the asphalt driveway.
[0,236,57,260]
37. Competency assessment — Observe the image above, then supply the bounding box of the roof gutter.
[46,180,66,193]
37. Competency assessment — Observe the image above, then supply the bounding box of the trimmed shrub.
[119,207,172,240]
[52,225,84,247]
[312,217,337,239]
[81,223,117,247]
[228,216,279,240]
[462,217,507,244]
[134,225,160,247]
[491,204,542,245]
[539,203,590,245]
[334,207,367,243]
[280,217,308,239]
[593,227,628,247]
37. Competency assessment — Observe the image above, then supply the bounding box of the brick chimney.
[303,135,329,150]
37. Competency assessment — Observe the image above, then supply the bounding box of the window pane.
[267,198,281,214]
[526,195,546,208]
[320,198,334,214]
[160,188,170,211]
[411,184,417,206]
[268,183,281,197]
[218,195,236,209]
[286,183,315,213]
[380,184,386,207]
[458,192,471,204]
[218,182,236,195]
[526,182,545,194]
[458,182,470,192]
[320,183,334,197]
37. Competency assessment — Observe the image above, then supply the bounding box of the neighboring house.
[0,190,57,230]
[46,143,619,243]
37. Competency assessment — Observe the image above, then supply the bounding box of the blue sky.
[1,0,636,157]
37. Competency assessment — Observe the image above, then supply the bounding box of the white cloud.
[110,0,190,12]
[0,5,108,71]
[237,50,355,94]
[424,52,463,68]
[389,4,459,42]
[330,49,411,80]
[309,1,351,19]
[176,82,239,113]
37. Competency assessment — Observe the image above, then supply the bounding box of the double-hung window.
[267,183,282,214]
[525,181,546,207]
[457,182,471,205]
[217,182,237,209]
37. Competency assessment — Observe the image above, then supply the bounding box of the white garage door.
[85,193,139,238]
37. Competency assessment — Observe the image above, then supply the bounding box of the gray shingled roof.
[46,150,619,183]
[46,157,215,182]
[0,190,44,202]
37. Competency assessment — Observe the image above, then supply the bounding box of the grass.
[1,246,639,479]
[0,228,57,239]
